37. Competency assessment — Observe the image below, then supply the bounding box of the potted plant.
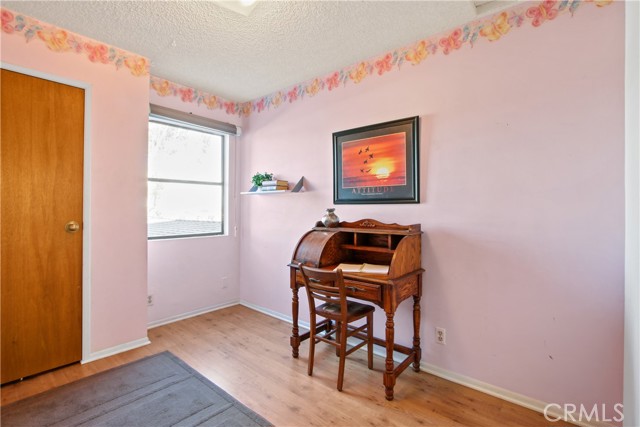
[251,172,273,188]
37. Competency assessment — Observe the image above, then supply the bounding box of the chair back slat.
[299,264,348,321]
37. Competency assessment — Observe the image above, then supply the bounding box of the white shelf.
[240,190,287,195]
[241,176,304,195]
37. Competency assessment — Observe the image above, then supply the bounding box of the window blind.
[149,104,240,136]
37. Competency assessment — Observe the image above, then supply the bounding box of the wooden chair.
[299,264,374,391]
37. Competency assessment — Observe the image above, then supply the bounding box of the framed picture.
[333,116,419,204]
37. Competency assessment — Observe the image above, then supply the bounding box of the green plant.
[251,172,273,187]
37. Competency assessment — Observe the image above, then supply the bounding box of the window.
[147,113,227,239]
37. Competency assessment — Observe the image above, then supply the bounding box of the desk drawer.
[344,279,382,304]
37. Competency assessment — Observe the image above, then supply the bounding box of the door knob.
[65,221,80,233]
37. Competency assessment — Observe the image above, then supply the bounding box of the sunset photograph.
[341,132,407,188]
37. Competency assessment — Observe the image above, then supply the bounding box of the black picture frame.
[333,116,419,204]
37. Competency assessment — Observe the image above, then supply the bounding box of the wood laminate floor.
[1,305,552,426]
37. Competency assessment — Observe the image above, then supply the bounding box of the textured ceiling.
[3,1,513,102]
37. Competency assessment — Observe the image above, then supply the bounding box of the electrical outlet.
[435,327,446,345]
[221,276,228,289]
[147,295,154,306]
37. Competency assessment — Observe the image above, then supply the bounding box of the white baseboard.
[240,300,615,427]
[80,301,241,364]
[81,337,151,364]
[422,362,549,411]
[421,363,617,427]
[147,299,240,329]
[239,300,294,324]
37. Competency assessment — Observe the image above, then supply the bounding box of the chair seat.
[317,300,374,318]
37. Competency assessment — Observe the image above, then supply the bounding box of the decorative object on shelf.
[321,208,340,228]
[251,172,273,188]
[241,177,305,195]
[333,116,419,204]
[259,185,287,191]
[259,179,288,192]
[261,179,288,186]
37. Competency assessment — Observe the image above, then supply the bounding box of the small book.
[261,180,288,187]
[259,185,288,191]
[334,263,389,275]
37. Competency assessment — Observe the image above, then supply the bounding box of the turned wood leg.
[367,312,373,370]
[384,311,396,401]
[290,286,300,358]
[308,313,316,376]
[337,321,348,391]
[335,321,341,357]
[412,294,422,372]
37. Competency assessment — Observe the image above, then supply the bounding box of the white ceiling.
[3,1,514,102]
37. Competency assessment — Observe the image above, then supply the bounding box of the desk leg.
[384,311,396,401]
[290,286,300,358]
[412,294,422,372]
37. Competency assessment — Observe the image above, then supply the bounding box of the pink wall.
[2,1,626,415]
[240,2,624,412]
[1,30,150,353]
[147,92,245,325]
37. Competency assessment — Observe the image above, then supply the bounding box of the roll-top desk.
[288,218,424,400]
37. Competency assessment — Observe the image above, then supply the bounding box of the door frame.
[1,62,93,363]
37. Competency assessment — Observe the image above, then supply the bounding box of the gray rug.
[1,351,272,427]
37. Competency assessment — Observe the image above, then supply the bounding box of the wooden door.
[1,69,84,383]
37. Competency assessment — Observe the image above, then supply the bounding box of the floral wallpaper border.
[151,0,612,117]
[1,8,149,77]
[3,0,612,117]
[150,76,252,117]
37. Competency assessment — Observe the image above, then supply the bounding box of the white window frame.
[147,107,232,240]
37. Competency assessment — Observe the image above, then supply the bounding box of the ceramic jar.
[321,208,339,228]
